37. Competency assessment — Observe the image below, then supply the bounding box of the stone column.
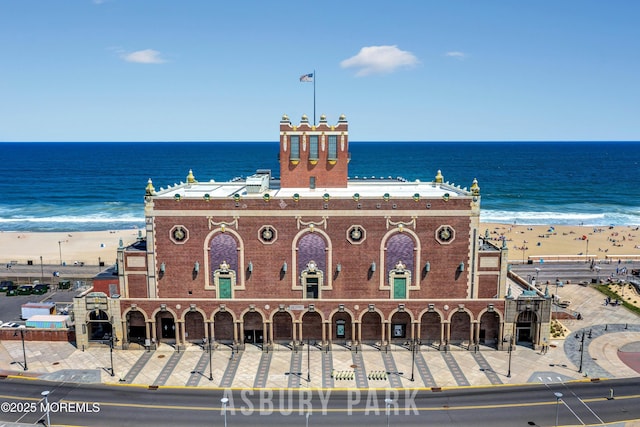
[269,322,274,347]
[386,321,391,346]
[121,320,128,344]
[150,320,157,347]
[179,320,187,347]
[233,320,239,345]
[322,320,328,345]
[472,320,479,346]
[292,320,298,345]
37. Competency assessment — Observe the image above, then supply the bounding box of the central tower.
[279,113,349,189]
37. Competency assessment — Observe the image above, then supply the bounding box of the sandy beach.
[0,229,141,266]
[483,223,640,262]
[1,223,639,266]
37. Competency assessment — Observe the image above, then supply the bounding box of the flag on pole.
[299,73,313,82]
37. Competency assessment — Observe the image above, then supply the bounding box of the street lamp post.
[507,336,513,378]
[578,331,588,373]
[507,322,516,378]
[40,255,44,284]
[307,338,311,383]
[221,397,229,427]
[554,392,563,427]
[410,339,416,382]
[13,329,28,371]
[58,240,63,266]
[385,398,394,427]
[208,337,213,381]
[109,335,119,377]
[41,390,51,427]
[585,239,589,262]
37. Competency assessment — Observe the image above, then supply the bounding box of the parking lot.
[0,284,80,324]
[1,262,96,324]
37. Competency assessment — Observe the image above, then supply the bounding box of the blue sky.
[1,1,639,142]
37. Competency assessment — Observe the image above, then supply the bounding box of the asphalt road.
[1,377,639,426]
[510,261,637,287]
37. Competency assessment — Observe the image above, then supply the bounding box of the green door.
[219,277,232,299]
[393,277,406,299]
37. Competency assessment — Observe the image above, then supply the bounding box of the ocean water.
[1,141,638,232]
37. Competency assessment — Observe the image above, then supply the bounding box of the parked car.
[58,280,71,290]
[32,283,50,295]
[0,280,14,292]
[1,322,25,329]
[17,285,33,295]
[5,285,18,296]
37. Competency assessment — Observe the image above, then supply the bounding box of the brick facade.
[73,115,550,352]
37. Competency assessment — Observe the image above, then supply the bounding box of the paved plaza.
[2,281,639,390]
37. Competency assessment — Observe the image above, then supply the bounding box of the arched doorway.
[243,311,264,344]
[361,311,382,343]
[273,311,293,344]
[450,311,471,345]
[155,311,176,343]
[390,311,411,343]
[331,312,352,344]
[479,311,500,347]
[126,311,146,344]
[420,311,441,345]
[214,311,234,344]
[185,311,205,343]
[301,311,322,343]
[516,310,538,344]
[87,309,112,342]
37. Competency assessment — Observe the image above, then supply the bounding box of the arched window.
[297,232,327,298]
[383,232,416,298]
[210,233,238,299]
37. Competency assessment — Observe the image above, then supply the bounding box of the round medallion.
[259,226,277,244]
[350,226,363,241]
[347,225,366,244]
[173,227,186,241]
[261,227,274,241]
[436,225,455,244]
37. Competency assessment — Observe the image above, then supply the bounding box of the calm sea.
[1,141,638,232]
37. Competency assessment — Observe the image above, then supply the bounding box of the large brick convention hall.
[74,114,551,353]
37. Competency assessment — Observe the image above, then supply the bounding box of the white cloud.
[340,45,418,76]
[121,49,166,64]
[445,51,467,60]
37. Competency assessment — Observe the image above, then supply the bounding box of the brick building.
[75,114,551,352]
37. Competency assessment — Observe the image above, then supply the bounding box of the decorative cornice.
[207,216,239,231]
[296,216,328,230]
[385,216,417,230]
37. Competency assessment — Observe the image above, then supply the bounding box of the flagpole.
[313,69,316,125]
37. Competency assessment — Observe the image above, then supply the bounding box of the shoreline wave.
[1,210,636,232]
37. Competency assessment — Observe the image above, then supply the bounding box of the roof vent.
[245,171,270,194]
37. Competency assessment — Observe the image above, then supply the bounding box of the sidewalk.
[2,283,639,389]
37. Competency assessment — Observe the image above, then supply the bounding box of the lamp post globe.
[554,392,563,427]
